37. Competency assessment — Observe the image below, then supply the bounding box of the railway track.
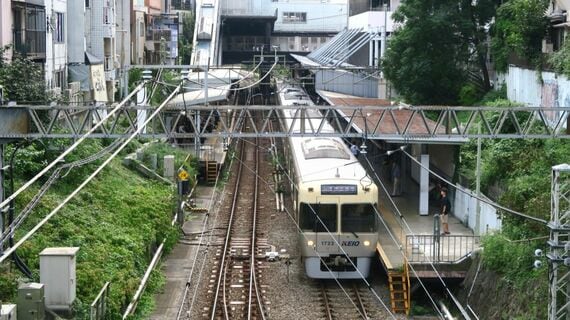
[205,131,268,319]
[319,281,373,320]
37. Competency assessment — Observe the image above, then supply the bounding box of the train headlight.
[363,240,371,247]
[307,240,314,247]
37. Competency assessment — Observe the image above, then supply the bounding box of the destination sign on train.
[321,184,358,195]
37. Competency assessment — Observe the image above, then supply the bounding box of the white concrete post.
[164,155,175,180]
[419,154,429,216]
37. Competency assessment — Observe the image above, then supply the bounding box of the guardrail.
[405,234,480,263]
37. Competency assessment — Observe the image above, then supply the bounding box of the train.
[277,82,379,279]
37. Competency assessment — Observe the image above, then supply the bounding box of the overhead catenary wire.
[0,81,148,212]
[160,56,280,94]
[0,138,126,246]
[0,81,181,264]
[244,137,446,318]
[360,153,472,320]
[400,149,547,224]
[231,138,397,320]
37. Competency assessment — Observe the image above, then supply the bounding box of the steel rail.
[321,282,334,320]
[353,283,369,320]
[210,137,246,320]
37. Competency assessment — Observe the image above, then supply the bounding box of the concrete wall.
[348,11,394,32]
[222,0,348,33]
[116,0,131,69]
[45,0,68,91]
[502,65,570,127]
[131,10,146,64]
[315,69,378,98]
[67,0,85,64]
[0,0,13,60]
[454,186,502,235]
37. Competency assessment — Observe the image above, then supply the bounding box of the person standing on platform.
[391,161,401,196]
[440,187,451,235]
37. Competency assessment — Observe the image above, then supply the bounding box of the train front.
[298,175,379,279]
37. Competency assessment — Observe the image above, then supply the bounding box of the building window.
[103,0,113,24]
[54,69,66,89]
[85,0,90,8]
[54,12,64,43]
[139,21,144,38]
[283,12,307,23]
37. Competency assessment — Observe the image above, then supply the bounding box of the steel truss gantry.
[0,104,568,140]
[548,164,570,320]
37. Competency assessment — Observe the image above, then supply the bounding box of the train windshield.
[341,204,377,232]
[299,203,338,232]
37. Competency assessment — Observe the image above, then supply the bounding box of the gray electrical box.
[17,283,45,320]
[0,304,17,320]
[39,247,79,311]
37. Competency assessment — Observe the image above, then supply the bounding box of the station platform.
[363,155,479,279]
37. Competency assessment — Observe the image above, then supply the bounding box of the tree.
[382,0,499,105]
[549,39,570,77]
[178,12,195,65]
[0,45,48,104]
[491,0,549,73]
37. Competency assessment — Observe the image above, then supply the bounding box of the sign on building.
[90,64,108,102]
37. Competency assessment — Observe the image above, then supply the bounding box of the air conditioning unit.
[0,304,17,320]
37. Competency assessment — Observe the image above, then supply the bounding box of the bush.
[459,83,484,106]
[1,141,183,319]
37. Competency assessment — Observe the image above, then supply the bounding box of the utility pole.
[547,164,570,320]
[475,123,482,235]
[0,144,5,253]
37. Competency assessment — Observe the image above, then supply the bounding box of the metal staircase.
[388,261,411,315]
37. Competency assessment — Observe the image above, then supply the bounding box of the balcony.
[13,29,46,60]
[146,29,172,42]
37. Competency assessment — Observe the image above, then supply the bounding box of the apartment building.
[5,0,67,96]
[132,0,147,65]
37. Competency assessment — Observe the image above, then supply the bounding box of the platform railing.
[405,234,480,263]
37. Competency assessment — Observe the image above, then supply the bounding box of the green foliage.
[482,230,544,286]
[178,12,195,65]
[143,142,198,182]
[491,0,549,72]
[549,38,570,77]
[459,83,485,106]
[382,0,499,104]
[479,232,548,318]
[0,45,49,103]
[151,70,178,106]
[0,142,184,318]
[129,68,143,93]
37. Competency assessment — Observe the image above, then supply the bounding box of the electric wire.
[231,137,396,319]
[239,135,446,317]
[0,81,181,264]
[400,149,547,224]
[361,154,472,319]
[160,56,280,94]
[0,138,126,247]
[0,82,147,211]
[174,152,227,319]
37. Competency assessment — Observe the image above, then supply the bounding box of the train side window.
[341,204,377,232]
[299,203,337,232]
